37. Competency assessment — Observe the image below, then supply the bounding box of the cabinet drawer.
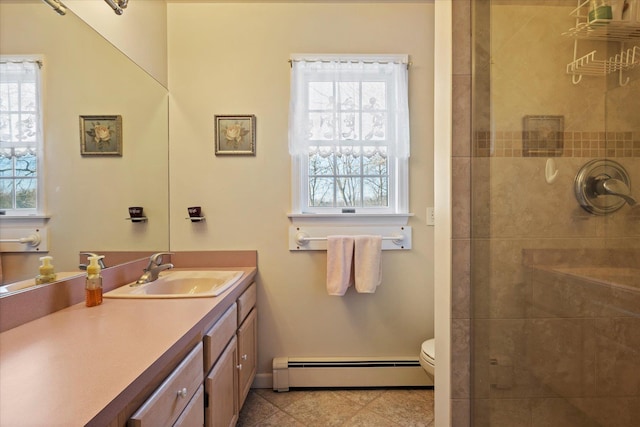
[237,283,256,324]
[129,343,204,427]
[203,303,237,373]
[173,385,204,427]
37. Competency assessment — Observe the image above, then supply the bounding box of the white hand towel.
[354,235,382,293]
[326,235,354,296]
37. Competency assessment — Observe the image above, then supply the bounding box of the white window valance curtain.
[0,58,42,152]
[288,54,410,159]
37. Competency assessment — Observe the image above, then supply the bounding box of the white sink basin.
[104,270,244,299]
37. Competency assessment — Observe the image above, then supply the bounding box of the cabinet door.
[205,336,238,427]
[237,308,257,408]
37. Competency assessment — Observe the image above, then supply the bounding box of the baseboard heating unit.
[272,357,432,392]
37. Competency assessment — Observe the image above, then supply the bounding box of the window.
[288,54,410,218]
[0,57,43,215]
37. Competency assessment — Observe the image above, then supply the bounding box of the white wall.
[167,2,435,381]
[0,2,169,282]
[434,0,452,422]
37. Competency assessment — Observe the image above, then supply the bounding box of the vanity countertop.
[0,266,256,427]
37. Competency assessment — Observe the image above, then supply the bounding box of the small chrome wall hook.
[545,158,559,184]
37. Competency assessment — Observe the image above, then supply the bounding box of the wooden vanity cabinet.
[204,283,257,427]
[125,282,257,427]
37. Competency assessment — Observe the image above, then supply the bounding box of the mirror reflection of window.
[0,56,43,215]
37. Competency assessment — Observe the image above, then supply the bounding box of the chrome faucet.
[79,252,106,270]
[134,252,174,285]
[595,176,637,206]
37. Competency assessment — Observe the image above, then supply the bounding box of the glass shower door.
[470,1,640,426]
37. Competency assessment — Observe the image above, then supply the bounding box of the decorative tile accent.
[474,131,640,157]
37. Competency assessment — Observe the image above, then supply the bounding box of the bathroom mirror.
[0,1,170,292]
[63,0,168,89]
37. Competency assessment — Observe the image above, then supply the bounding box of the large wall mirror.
[0,1,169,292]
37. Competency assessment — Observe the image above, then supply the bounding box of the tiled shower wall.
[452,1,640,426]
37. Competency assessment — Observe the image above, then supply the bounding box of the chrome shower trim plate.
[574,159,631,215]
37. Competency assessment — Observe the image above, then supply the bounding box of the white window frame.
[288,54,411,226]
[0,55,45,217]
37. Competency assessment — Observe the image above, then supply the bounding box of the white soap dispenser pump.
[36,256,57,285]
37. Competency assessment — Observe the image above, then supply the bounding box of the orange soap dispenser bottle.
[85,255,104,307]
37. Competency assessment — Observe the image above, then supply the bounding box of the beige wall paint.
[167,2,435,379]
[0,3,169,282]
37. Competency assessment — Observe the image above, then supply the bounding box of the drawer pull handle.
[177,387,188,399]
[237,363,243,371]
[241,354,248,361]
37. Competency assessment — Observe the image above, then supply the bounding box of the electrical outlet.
[427,207,435,226]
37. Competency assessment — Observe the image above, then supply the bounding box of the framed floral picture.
[79,115,123,156]
[214,114,256,155]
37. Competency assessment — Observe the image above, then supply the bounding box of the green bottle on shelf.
[589,0,613,23]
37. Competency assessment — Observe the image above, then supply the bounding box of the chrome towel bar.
[295,232,404,246]
[0,233,41,246]
[0,228,48,252]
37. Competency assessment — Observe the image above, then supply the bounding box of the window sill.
[287,213,413,226]
[0,214,50,223]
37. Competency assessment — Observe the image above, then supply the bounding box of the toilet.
[419,338,435,379]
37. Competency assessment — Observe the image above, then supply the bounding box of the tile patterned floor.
[238,387,435,427]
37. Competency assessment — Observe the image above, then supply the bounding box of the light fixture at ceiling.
[41,0,67,15]
[104,0,129,15]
